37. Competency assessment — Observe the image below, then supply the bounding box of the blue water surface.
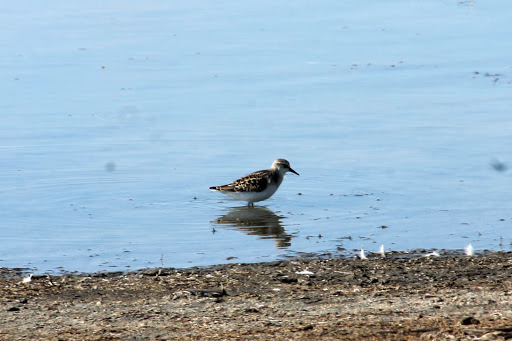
[1,0,511,274]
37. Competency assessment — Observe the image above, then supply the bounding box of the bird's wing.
[220,170,271,193]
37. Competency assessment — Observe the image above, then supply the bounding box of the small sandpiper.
[209,159,299,206]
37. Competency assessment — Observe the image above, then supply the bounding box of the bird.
[209,159,299,206]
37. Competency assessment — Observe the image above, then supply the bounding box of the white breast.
[225,183,280,203]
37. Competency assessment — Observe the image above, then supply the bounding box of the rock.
[461,316,480,325]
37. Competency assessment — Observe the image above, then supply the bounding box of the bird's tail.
[210,185,233,191]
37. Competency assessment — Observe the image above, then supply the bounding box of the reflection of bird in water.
[209,159,299,206]
[212,206,292,248]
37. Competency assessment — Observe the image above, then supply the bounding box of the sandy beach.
[1,252,512,340]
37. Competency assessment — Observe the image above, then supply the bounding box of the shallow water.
[1,0,511,274]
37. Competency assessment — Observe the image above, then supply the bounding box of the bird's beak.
[289,167,299,176]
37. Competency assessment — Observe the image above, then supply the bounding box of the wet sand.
[1,252,512,340]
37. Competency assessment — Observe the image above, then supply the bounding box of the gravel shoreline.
[1,252,512,340]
